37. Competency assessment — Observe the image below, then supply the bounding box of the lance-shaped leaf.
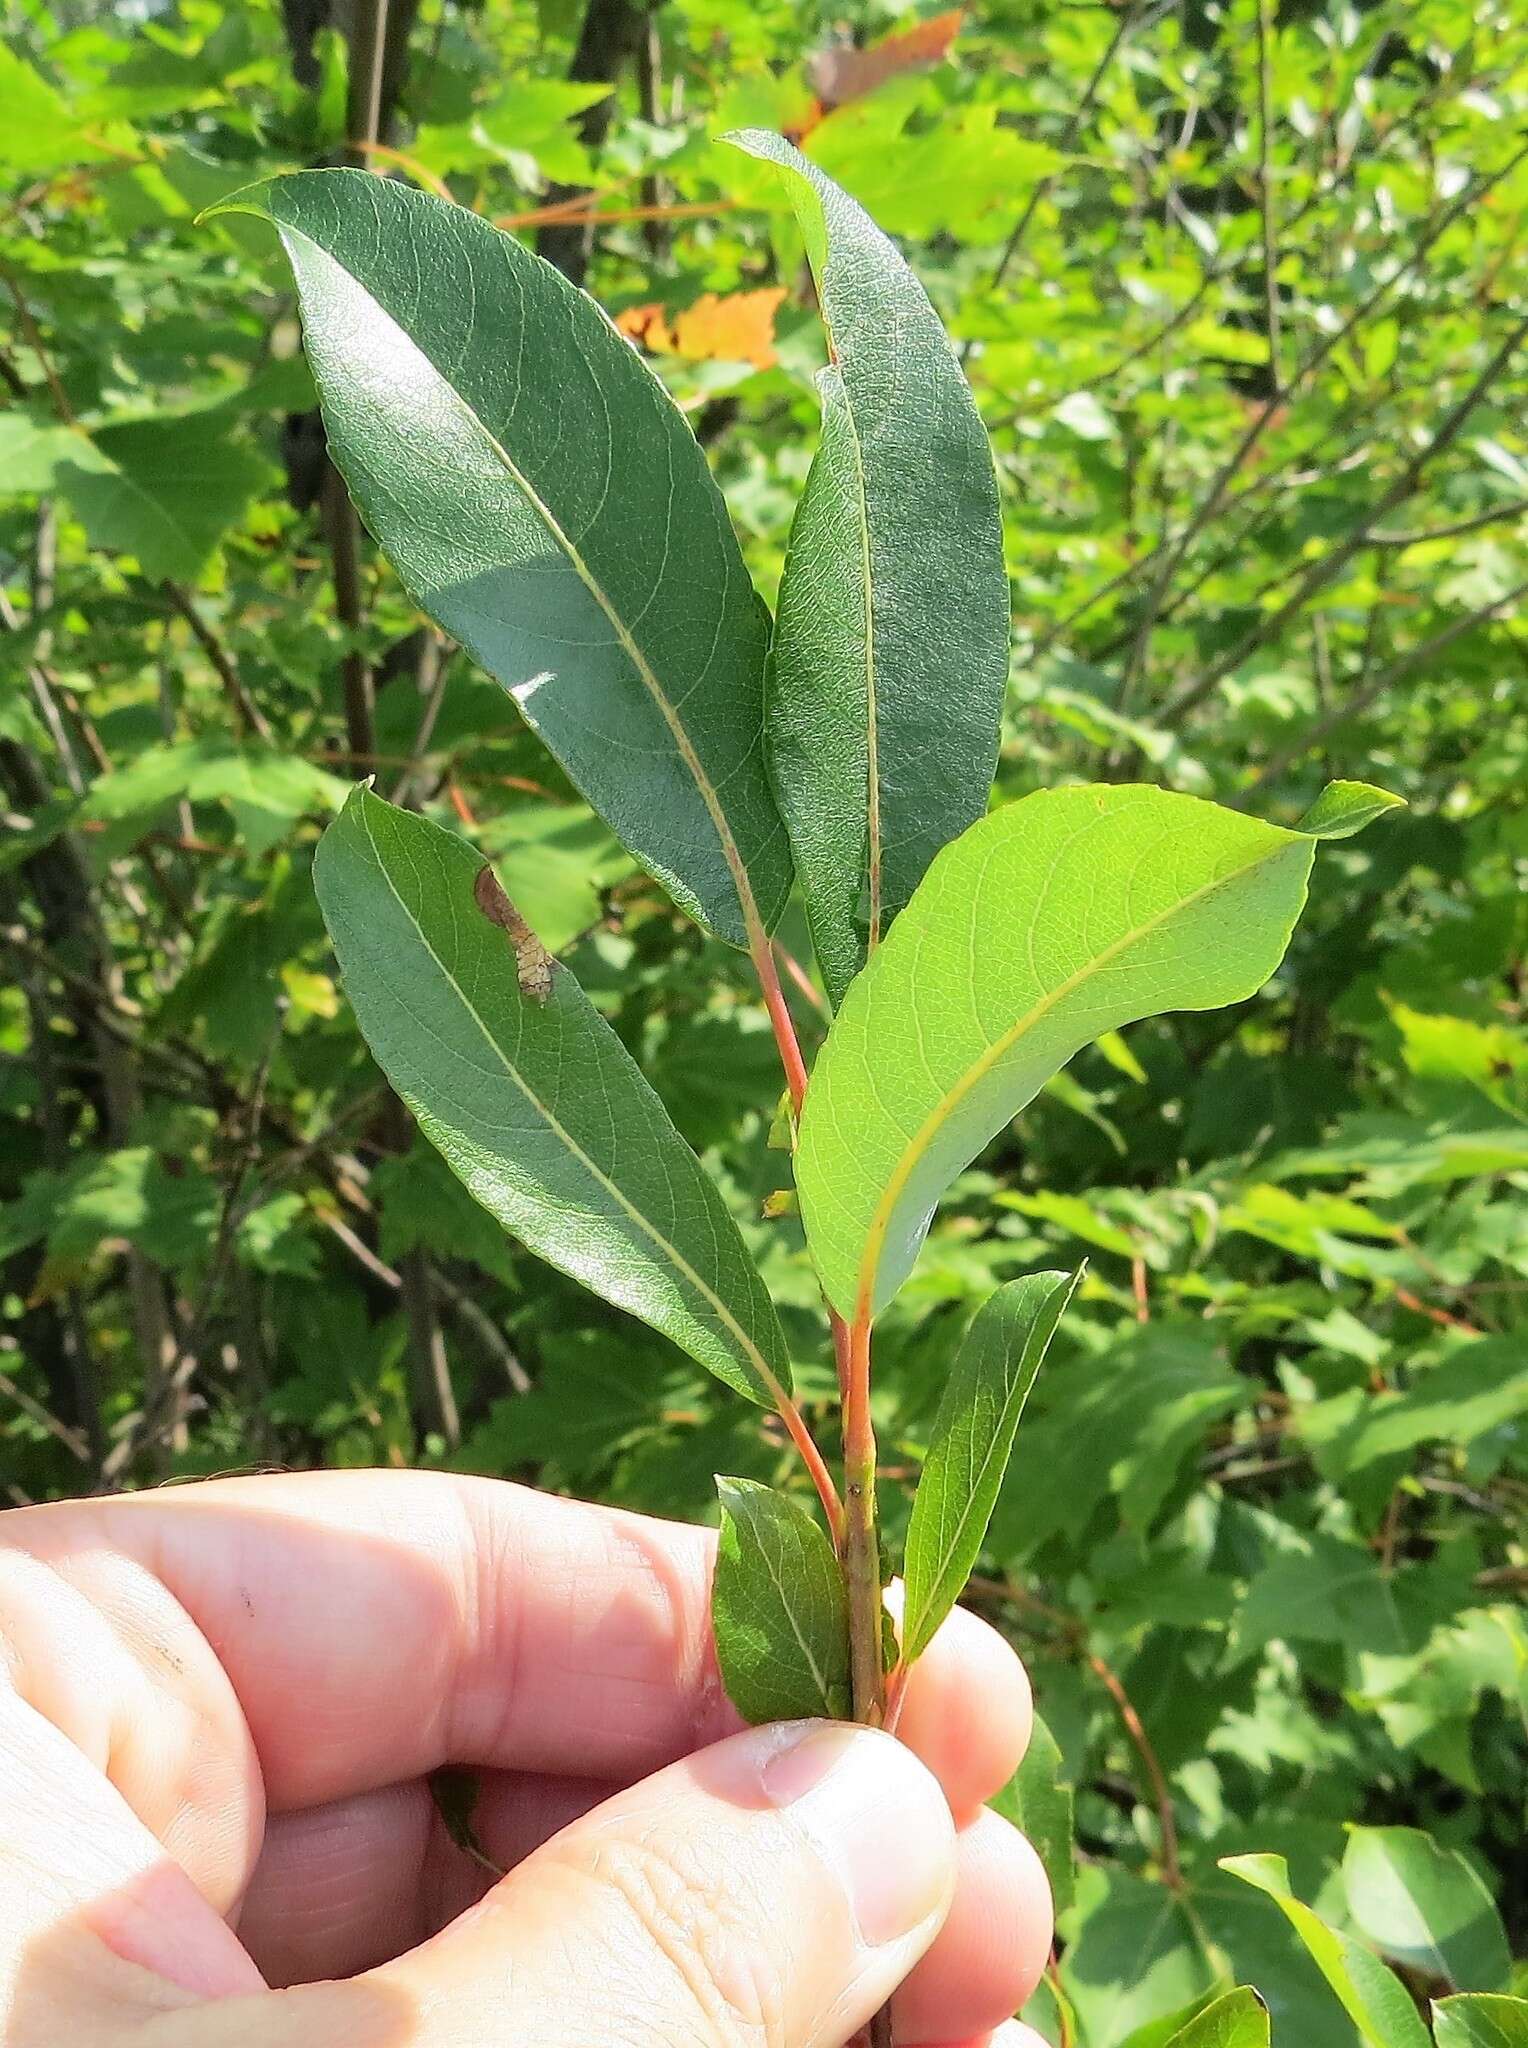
[797,781,1400,1319]
[727,131,1008,1007]
[1433,1997,1528,2048]
[1295,779,1407,840]
[313,787,793,1409]
[215,170,790,950]
[901,1268,1079,1662]
[1220,1854,1430,2048]
[712,1477,851,1723]
[1162,1989,1271,2048]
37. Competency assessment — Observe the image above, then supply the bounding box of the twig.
[1111,143,1528,724]
[0,1364,90,1460]
[163,582,274,744]
[1253,0,1282,385]
[1249,574,1528,788]
[1166,311,1528,720]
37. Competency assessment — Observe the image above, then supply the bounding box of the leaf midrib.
[856,830,1304,1315]
[285,215,766,948]
[356,806,789,1409]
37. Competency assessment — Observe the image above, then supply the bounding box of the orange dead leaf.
[805,9,963,119]
[616,287,787,371]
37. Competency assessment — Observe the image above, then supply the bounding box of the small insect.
[473,865,554,1005]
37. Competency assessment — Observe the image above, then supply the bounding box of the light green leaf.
[1433,1996,1528,2048]
[216,170,790,950]
[1220,1853,1430,2048]
[1294,780,1407,840]
[1163,1988,1271,2048]
[54,416,271,584]
[726,131,1007,1008]
[0,414,83,494]
[901,1269,1078,1661]
[313,786,794,1409]
[798,783,1379,1318]
[712,1477,851,1723]
[992,1710,1075,1919]
[1343,1827,1510,1992]
[1062,1869,1217,2044]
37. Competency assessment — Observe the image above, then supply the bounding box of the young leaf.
[215,170,791,951]
[796,782,1399,1318]
[1162,1989,1271,2048]
[901,1268,1079,1662]
[1220,1853,1430,2048]
[313,786,794,1410]
[1295,780,1407,840]
[992,1709,1076,1919]
[1433,1997,1528,2048]
[712,1477,851,1723]
[726,131,1008,1007]
[1342,1827,1510,1992]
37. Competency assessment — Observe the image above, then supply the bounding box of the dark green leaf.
[901,1268,1078,1661]
[727,131,1008,1006]
[216,169,791,949]
[712,1476,851,1723]
[313,786,794,1408]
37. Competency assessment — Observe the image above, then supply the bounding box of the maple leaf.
[615,287,787,371]
[802,9,963,124]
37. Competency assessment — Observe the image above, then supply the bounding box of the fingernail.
[761,1723,955,1947]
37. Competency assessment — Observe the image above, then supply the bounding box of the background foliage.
[1,0,1525,2038]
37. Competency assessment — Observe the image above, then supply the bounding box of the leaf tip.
[1295,780,1407,841]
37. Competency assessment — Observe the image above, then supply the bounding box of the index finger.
[7,1469,1028,1815]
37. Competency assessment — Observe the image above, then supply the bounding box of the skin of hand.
[0,1470,1053,2048]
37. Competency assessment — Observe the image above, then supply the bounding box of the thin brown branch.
[163,582,274,744]
[1249,573,1528,788]
[1167,310,1528,721]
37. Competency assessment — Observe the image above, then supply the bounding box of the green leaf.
[1433,1996,1528,2048]
[1062,1869,1217,2045]
[216,169,790,950]
[712,1477,851,1723]
[1220,1853,1430,2048]
[0,414,84,494]
[1163,1989,1271,2048]
[726,131,1008,1008]
[901,1268,1078,1661]
[798,784,1343,1318]
[1294,780,1407,840]
[1342,1827,1510,1992]
[992,1709,1075,1918]
[55,417,271,583]
[313,786,794,1410]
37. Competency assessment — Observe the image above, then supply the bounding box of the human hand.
[0,1470,1051,2047]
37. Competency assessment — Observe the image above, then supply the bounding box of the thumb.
[302,1721,953,2048]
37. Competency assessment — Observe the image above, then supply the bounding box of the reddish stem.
[750,929,809,1120]
[780,1395,845,1549]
